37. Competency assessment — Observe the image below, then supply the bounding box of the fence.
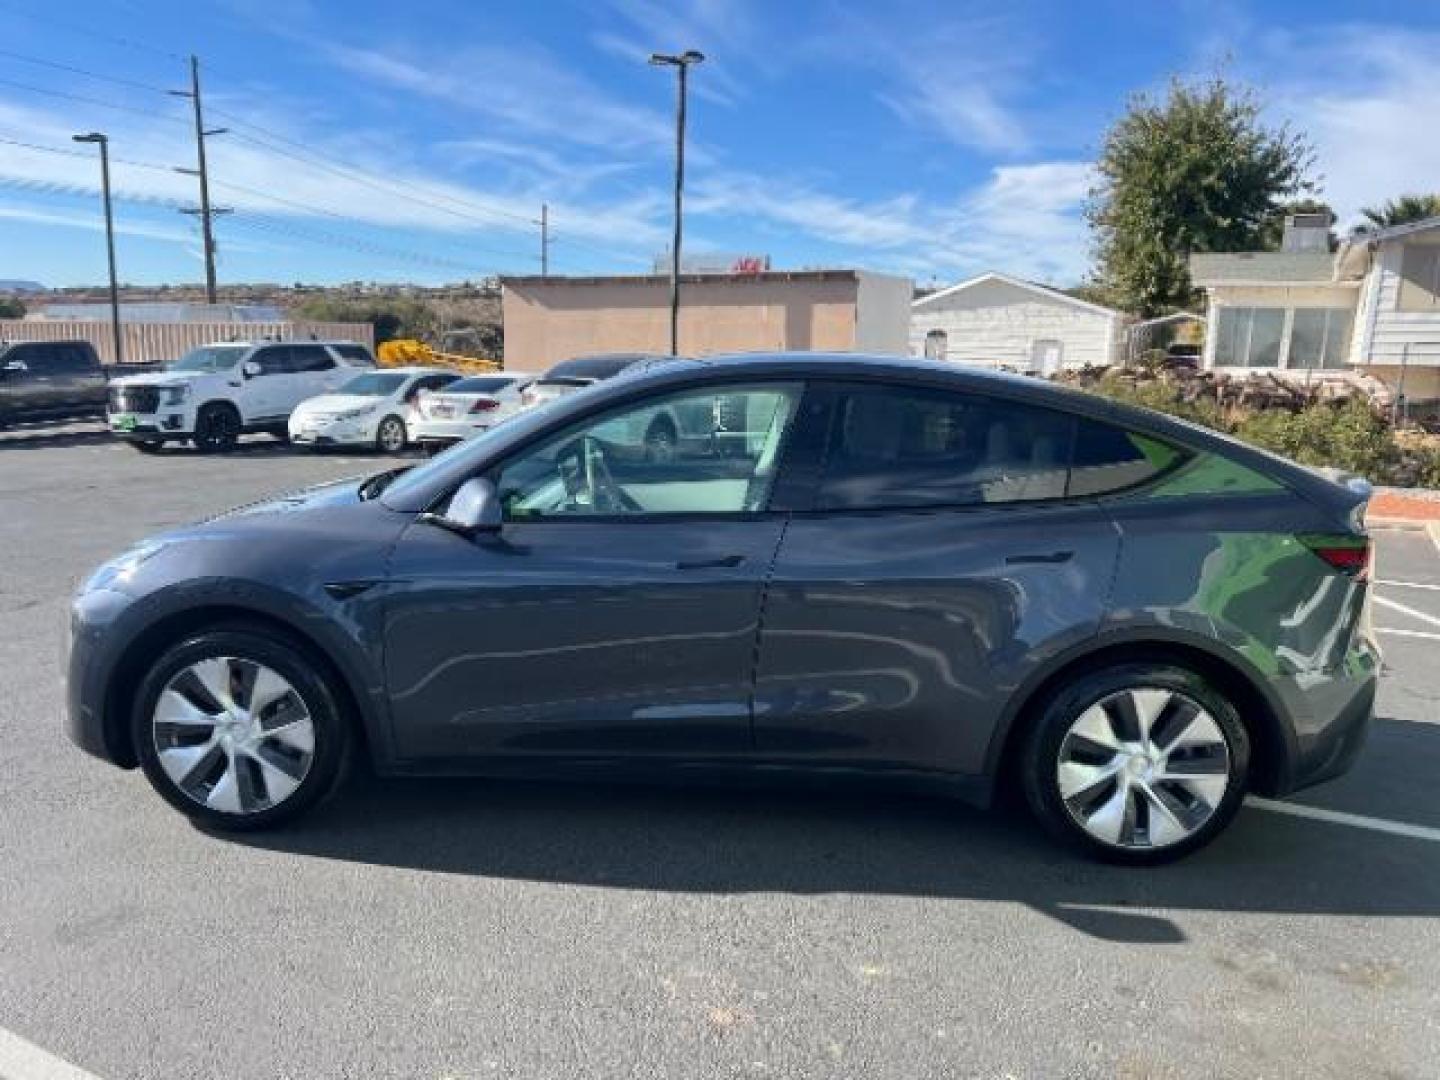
[0,320,374,365]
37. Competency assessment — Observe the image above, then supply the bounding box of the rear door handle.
[1005,551,1074,565]
[676,554,745,570]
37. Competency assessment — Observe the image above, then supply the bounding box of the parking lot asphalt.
[2,420,1439,1080]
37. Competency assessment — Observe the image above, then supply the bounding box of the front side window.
[252,347,290,376]
[817,385,1074,510]
[493,382,802,518]
[169,346,245,373]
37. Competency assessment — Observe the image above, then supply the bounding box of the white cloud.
[1264,28,1440,229]
[0,201,193,244]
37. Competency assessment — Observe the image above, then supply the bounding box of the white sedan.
[409,372,537,453]
[289,367,461,452]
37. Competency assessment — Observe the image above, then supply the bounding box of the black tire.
[1021,662,1250,865]
[375,414,407,454]
[643,419,677,462]
[130,439,165,454]
[193,403,240,453]
[131,624,350,831]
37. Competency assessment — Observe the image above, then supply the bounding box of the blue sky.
[1,0,1437,289]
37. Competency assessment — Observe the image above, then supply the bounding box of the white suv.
[107,341,375,453]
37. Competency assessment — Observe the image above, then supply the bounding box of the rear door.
[752,380,1122,779]
[383,380,804,762]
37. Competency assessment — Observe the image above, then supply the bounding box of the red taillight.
[469,398,499,414]
[1302,536,1371,579]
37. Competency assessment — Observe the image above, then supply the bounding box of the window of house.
[1213,307,1285,367]
[1288,309,1353,370]
[816,385,1074,509]
[1398,244,1440,312]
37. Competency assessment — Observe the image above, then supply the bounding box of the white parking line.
[1375,626,1440,642]
[1247,797,1440,843]
[1372,595,1440,629]
[1375,578,1440,592]
[0,1027,103,1080]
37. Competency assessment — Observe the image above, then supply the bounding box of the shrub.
[1234,399,1400,481]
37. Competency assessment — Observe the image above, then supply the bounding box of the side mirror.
[421,477,502,536]
[241,360,261,378]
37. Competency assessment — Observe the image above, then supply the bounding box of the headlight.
[159,384,190,407]
[82,541,169,593]
[333,405,375,421]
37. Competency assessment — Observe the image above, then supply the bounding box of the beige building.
[500,270,911,369]
[1191,213,1440,415]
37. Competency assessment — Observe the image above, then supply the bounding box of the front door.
[383,380,805,762]
[240,345,293,424]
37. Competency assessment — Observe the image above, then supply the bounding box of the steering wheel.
[581,436,642,513]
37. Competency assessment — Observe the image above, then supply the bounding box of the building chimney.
[1281,213,1333,253]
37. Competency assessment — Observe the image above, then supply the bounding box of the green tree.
[291,296,436,343]
[0,295,25,319]
[1088,77,1315,316]
[1359,193,1440,231]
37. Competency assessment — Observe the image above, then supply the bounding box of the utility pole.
[171,55,229,304]
[72,132,124,365]
[541,203,550,278]
[649,50,704,356]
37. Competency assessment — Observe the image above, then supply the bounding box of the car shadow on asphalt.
[0,427,114,451]
[221,719,1440,946]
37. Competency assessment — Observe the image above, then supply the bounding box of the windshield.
[169,345,246,373]
[339,372,407,396]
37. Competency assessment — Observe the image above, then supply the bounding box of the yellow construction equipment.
[376,338,501,374]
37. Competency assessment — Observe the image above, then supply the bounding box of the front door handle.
[676,554,745,570]
[1005,551,1074,565]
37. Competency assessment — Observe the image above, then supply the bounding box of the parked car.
[0,339,107,427]
[519,353,667,409]
[67,353,1377,863]
[408,371,537,454]
[106,341,375,453]
[289,367,461,452]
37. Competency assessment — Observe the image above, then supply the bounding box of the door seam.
[746,512,792,749]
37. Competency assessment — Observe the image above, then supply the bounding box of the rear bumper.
[1271,640,1378,796]
[411,419,489,443]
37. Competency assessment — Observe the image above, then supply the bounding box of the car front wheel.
[131,625,349,830]
[1022,662,1250,864]
[192,403,240,453]
[375,415,407,454]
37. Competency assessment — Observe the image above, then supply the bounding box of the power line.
[0,47,175,95]
[0,76,190,124]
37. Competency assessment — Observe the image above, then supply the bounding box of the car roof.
[545,353,671,379]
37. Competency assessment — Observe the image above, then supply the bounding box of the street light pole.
[73,132,124,366]
[649,50,704,356]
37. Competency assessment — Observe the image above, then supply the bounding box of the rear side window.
[1068,419,1184,496]
[252,346,290,375]
[817,385,1074,510]
[289,345,336,373]
[332,344,375,366]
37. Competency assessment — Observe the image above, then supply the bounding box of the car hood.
[293,394,385,417]
[203,475,374,524]
[109,370,221,388]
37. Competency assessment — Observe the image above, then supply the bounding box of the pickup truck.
[0,340,109,427]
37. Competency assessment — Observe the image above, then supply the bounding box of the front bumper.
[288,416,379,446]
[108,410,191,439]
[65,587,137,767]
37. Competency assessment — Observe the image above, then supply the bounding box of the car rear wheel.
[1022,663,1250,864]
[375,414,407,454]
[131,626,349,830]
[193,403,240,453]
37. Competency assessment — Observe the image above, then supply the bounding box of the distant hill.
[0,280,44,293]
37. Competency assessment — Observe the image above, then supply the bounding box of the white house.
[1191,213,1440,415]
[910,272,1127,373]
